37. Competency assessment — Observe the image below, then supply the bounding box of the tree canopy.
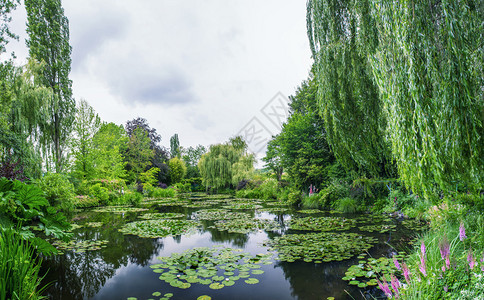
[307,0,483,195]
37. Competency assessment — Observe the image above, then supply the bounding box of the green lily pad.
[197,296,212,300]
[209,282,224,290]
[119,219,199,238]
[245,278,259,284]
[288,216,357,231]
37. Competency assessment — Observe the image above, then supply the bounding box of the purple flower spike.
[419,256,427,277]
[382,281,393,298]
[468,249,476,270]
[393,256,401,270]
[444,286,448,292]
[421,241,426,257]
[391,274,400,297]
[459,222,467,241]
[402,263,411,284]
[439,237,450,261]
[445,256,450,269]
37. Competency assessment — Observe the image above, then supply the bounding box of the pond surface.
[40,194,422,300]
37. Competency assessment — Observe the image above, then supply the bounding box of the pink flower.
[402,263,411,284]
[459,222,467,241]
[390,274,400,297]
[377,279,393,298]
[468,249,476,270]
[419,256,427,277]
[421,241,426,258]
[393,256,401,270]
[445,256,450,269]
[439,237,450,261]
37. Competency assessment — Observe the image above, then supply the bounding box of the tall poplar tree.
[25,0,75,172]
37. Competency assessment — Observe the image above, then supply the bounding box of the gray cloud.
[106,66,195,106]
[65,3,130,72]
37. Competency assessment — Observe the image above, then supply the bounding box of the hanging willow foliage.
[308,0,483,195]
[307,0,391,177]
[370,0,483,195]
[198,140,254,190]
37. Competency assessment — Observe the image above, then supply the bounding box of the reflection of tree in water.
[41,211,163,299]
[275,260,356,300]
[207,227,249,248]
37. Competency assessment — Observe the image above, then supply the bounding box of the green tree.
[0,59,52,179]
[92,122,128,180]
[125,117,169,183]
[0,0,18,56]
[370,0,483,195]
[124,127,154,183]
[264,76,337,189]
[25,0,75,172]
[70,99,100,181]
[308,0,483,195]
[168,157,186,184]
[170,133,180,159]
[182,144,206,178]
[198,138,254,190]
[307,0,390,176]
[139,167,160,189]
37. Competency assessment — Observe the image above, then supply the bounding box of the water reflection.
[41,201,419,299]
[41,212,163,299]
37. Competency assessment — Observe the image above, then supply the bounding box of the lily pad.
[245,278,259,284]
[119,219,199,238]
[209,282,224,290]
[289,216,357,232]
[139,212,185,220]
[263,232,376,262]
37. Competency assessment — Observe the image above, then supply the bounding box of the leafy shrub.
[0,228,46,300]
[181,177,204,192]
[173,182,191,193]
[37,173,75,212]
[452,192,484,210]
[73,195,99,208]
[235,188,262,199]
[318,181,349,208]
[301,193,321,208]
[149,187,176,198]
[158,182,168,189]
[89,183,109,205]
[120,190,143,206]
[139,167,160,190]
[259,178,278,200]
[0,178,71,255]
[168,157,187,184]
[332,197,358,213]
[287,189,302,206]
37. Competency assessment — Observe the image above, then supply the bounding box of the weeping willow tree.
[370,0,483,195]
[307,0,391,177]
[308,0,483,195]
[198,137,254,191]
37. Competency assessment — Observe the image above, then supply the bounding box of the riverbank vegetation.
[1,0,482,299]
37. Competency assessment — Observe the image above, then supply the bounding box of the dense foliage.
[307,0,483,195]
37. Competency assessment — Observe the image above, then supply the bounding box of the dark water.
[40,199,418,300]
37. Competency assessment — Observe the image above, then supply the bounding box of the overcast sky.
[5,1,313,163]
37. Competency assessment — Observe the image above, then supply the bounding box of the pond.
[40,194,424,300]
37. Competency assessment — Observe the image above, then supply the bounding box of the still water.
[40,196,418,300]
